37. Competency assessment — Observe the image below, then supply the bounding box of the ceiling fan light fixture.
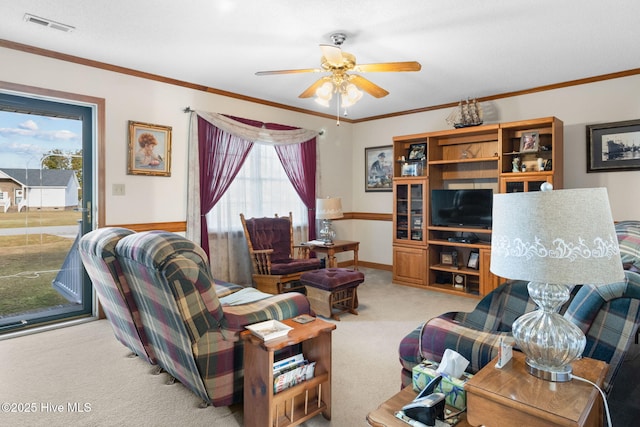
[314,81,334,107]
[341,83,363,108]
[314,96,331,107]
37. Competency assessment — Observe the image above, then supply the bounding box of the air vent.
[24,13,75,33]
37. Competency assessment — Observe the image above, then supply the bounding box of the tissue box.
[412,360,473,410]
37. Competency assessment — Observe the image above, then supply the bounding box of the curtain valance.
[194,110,319,145]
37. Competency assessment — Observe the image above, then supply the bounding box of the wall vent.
[23,13,75,33]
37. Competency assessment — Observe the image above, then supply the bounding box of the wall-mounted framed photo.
[519,131,539,153]
[467,251,480,269]
[365,145,393,192]
[407,143,426,161]
[587,119,640,172]
[128,121,172,176]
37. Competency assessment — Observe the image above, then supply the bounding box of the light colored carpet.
[0,268,478,427]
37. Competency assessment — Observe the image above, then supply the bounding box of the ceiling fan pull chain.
[336,92,341,126]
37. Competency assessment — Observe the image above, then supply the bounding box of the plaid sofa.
[114,230,312,407]
[399,220,640,394]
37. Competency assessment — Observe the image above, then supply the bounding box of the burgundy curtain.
[268,123,318,240]
[197,116,254,256]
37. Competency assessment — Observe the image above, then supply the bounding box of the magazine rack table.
[242,317,336,427]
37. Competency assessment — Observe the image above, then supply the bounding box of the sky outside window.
[0,111,82,168]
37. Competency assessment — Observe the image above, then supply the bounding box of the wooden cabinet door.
[480,248,500,296]
[393,246,427,286]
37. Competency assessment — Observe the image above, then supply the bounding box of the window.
[206,143,307,232]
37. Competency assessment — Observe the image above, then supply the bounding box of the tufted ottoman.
[300,268,365,320]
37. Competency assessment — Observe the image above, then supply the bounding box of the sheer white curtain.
[206,143,309,286]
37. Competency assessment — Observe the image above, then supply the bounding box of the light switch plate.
[112,184,125,196]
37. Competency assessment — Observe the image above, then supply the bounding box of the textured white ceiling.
[1,0,639,120]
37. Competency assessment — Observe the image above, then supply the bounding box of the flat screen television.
[431,189,493,228]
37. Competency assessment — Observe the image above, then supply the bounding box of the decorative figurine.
[512,157,520,172]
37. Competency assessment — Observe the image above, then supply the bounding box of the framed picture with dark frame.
[407,143,426,161]
[587,119,640,172]
[128,121,172,176]
[365,145,393,192]
[519,131,539,153]
[440,252,453,265]
[467,251,480,270]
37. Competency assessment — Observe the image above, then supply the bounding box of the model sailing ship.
[446,98,483,128]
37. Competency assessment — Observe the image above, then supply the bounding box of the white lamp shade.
[316,197,343,220]
[490,188,624,285]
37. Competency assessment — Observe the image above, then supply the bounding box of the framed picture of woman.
[128,121,172,176]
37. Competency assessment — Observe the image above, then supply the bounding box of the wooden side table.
[367,385,470,427]
[465,351,608,427]
[242,318,336,427]
[303,240,360,270]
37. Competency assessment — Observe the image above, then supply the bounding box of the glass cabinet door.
[409,184,423,241]
[500,174,553,193]
[393,179,427,244]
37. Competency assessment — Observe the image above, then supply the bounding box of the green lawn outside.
[0,210,82,318]
[0,210,81,228]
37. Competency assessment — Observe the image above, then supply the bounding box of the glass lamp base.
[512,282,586,383]
[318,219,335,244]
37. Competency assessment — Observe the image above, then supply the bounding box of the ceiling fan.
[255,33,422,109]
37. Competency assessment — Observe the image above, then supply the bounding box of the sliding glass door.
[0,92,94,333]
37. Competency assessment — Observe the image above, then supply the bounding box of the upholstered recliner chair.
[79,227,245,368]
[78,227,157,366]
[114,230,312,407]
[399,220,640,394]
[240,212,321,294]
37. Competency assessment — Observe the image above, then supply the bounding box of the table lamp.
[316,197,343,244]
[490,185,624,382]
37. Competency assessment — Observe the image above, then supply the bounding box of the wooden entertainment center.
[392,117,563,297]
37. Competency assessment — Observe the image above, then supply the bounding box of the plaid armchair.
[114,230,312,407]
[400,220,640,394]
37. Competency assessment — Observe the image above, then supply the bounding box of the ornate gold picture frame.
[128,120,172,176]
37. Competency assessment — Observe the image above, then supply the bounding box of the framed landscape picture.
[365,145,393,192]
[128,120,172,176]
[587,119,640,172]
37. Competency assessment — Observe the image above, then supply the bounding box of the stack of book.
[272,353,316,394]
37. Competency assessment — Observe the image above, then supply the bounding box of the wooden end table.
[242,317,336,427]
[303,240,360,270]
[465,351,608,427]
[368,352,608,427]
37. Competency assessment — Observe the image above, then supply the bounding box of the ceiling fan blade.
[320,44,344,67]
[354,61,422,73]
[349,75,389,98]
[255,68,322,76]
[298,77,331,98]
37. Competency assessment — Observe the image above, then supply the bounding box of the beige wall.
[2,46,638,268]
[351,76,640,265]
